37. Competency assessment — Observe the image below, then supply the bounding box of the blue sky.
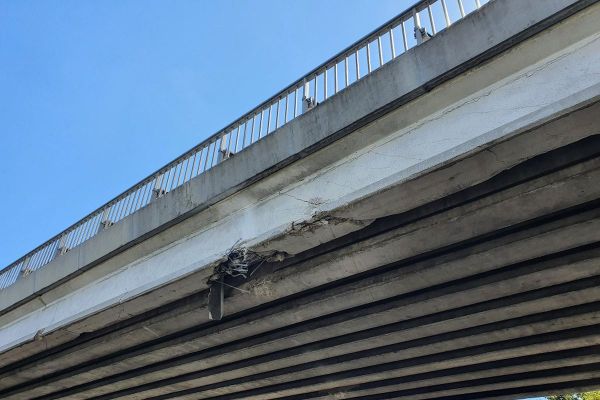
[0,0,418,267]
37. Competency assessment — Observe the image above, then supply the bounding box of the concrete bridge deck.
[2,0,600,399]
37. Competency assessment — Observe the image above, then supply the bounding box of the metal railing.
[0,0,488,291]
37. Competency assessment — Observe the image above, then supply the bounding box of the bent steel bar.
[0,0,487,290]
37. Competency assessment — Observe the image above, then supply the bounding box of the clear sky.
[0,0,418,267]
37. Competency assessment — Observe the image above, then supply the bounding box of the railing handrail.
[0,0,486,289]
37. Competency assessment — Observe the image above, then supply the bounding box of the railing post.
[152,174,165,199]
[99,207,112,231]
[413,8,424,45]
[21,256,32,276]
[218,134,229,163]
[56,234,69,256]
[413,7,432,44]
[302,79,316,112]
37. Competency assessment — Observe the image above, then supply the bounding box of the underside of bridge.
[0,100,599,400]
[2,1,600,399]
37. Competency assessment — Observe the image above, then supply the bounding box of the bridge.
[2,0,600,399]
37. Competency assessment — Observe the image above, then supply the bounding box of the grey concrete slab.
[3,145,600,398]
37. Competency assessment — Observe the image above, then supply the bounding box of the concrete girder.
[4,143,600,399]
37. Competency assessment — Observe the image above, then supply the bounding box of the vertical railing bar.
[313,75,318,102]
[127,192,136,217]
[142,180,158,207]
[293,88,298,118]
[389,28,396,58]
[230,126,238,153]
[122,193,132,218]
[211,138,219,167]
[225,128,233,155]
[143,181,153,205]
[189,151,198,181]
[366,42,372,73]
[115,197,125,221]
[196,147,205,175]
[47,241,58,263]
[175,161,184,187]
[157,172,166,195]
[82,219,91,241]
[114,197,125,222]
[258,110,264,138]
[457,0,466,17]
[27,249,39,270]
[284,93,289,123]
[43,243,56,266]
[69,227,79,249]
[107,200,117,222]
[441,0,452,27]
[345,56,350,86]
[413,7,422,32]
[94,212,103,234]
[37,244,51,267]
[77,222,87,245]
[167,165,176,190]
[219,132,228,160]
[80,220,90,242]
[204,143,213,171]
[175,162,184,188]
[134,187,144,211]
[323,68,328,99]
[166,166,175,191]
[134,184,145,210]
[197,147,206,175]
[475,0,481,8]
[78,222,87,244]
[81,217,93,242]
[355,50,360,79]
[427,2,437,34]
[181,158,190,185]
[146,179,154,203]
[241,122,248,149]
[81,216,93,241]
[68,229,77,250]
[62,231,72,253]
[275,99,280,130]
[119,195,129,220]
[215,136,223,165]
[37,245,49,267]
[91,213,101,236]
[70,226,81,248]
[249,115,256,143]
[266,105,272,134]
[401,20,408,50]
[167,165,176,191]
[126,192,135,217]
[135,185,144,209]
[132,188,141,213]
[334,63,339,93]
[206,142,215,170]
[92,211,103,236]
[377,35,384,66]
[77,224,86,246]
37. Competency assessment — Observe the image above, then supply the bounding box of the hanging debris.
[207,243,288,321]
